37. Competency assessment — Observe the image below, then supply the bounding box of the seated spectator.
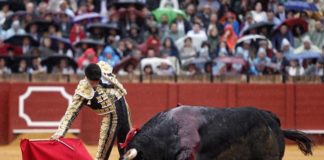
[114,40,126,58]
[162,22,185,42]
[223,12,240,36]
[57,41,74,57]
[58,12,72,38]
[143,65,154,76]
[295,36,321,54]
[281,38,295,55]
[258,40,274,58]
[29,57,46,74]
[52,59,75,75]
[253,48,271,75]
[272,25,294,51]
[197,5,212,30]
[146,48,157,58]
[292,25,306,48]
[286,59,305,76]
[207,13,224,35]
[186,22,208,49]
[266,10,280,26]
[160,37,179,57]
[77,48,98,71]
[212,62,227,76]
[179,37,197,63]
[0,4,13,24]
[0,58,10,75]
[128,24,144,44]
[21,37,33,55]
[155,62,175,76]
[275,3,286,22]
[182,63,200,76]
[208,26,220,54]
[240,12,255,36]
[235,47,249,61]
[99,46,120,67]
[271,50,289,74]
[185,3,197,23]
[38,37,56,58]
[304,58,324,76]
[16,59,29,73]
[221,25,238,53]
[158,15,170,34]
[69,24,86,44]
[308,20,324,49]
[118,63,140,76]
[27,24,41,41]
[173,13,192,34]
[251,2,267,23]
[5,20,26,39]
[145,29,161,55]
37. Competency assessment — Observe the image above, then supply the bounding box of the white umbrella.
[235,34,272,49]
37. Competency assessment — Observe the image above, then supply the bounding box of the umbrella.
[2,11,37,30]
[86,23,121,36]
[140,57,174,73]
[49,36,73,50]
[214,57,247,65]
[41,55,78,73]
[235,34,272,49]
[240,22,275,36]
[286,52,321,60]
[73,12,103,23]
[4,34,39,46]
[0,0,25,11]
[152,7,187,23]
[25,20,60,33]
[284,1,318,12]
[112,56,140,74]
[73,38,105,48]
[110,0,146,10]
[272,18,308,36]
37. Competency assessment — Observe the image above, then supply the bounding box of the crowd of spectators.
[0,0,324,78]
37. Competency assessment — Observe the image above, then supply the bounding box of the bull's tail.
[283,130,313,155]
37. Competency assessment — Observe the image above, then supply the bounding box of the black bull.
[123,106,313,160]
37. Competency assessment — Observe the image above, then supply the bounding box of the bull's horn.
[123,148,138,160]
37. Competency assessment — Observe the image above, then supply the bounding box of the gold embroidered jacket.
[54,61,127,137]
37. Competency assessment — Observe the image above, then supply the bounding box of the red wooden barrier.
[0,83,324,145]
[0,83,10,144]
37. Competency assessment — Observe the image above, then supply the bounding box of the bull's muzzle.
[123,148,138,160]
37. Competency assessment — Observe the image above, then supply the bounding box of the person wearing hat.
[51,61,132,160]
[253,47,271,74]
[240,12,256,36]
[281,38,294,55]
[295,36,321,54]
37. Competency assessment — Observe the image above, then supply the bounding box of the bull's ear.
[123,148,138,160]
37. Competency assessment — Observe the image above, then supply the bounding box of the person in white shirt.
[251,2,267,23]
[287,59,304,76]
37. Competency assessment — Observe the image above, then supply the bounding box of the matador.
[51,61,132,160]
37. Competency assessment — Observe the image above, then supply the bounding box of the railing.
[0,73,323,84]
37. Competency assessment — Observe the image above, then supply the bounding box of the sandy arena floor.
[0,134,323,160]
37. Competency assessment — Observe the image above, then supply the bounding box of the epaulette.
[75,78,95,99]
[97,61,113,74]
